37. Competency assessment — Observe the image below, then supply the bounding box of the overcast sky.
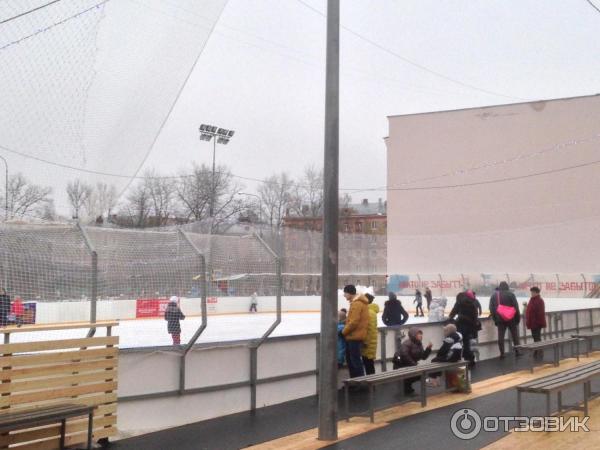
[140,0,600,201]
[2,0,600,213]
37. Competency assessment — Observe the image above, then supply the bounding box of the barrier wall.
[115,307,600,436]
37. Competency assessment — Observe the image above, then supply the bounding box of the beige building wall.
[386,94,600,275]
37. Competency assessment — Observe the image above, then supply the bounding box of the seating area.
[516,360,600,416]
[0,404,95,450]
[572,330,600,356]
[343,361,470,422]
[0,321,118,450]
[515,336,583,373]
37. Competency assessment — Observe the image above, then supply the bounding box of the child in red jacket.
[526,287,546,359]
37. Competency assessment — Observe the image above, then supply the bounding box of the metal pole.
[210,137,216,218]
[318,0,339,441]
[78,224,98,337]
[178,229,208,394]
[0,155,8,220]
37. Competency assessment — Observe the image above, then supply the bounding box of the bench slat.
[516,337,579,350]
[518,361,600,391]
[344,361,467,385]
[0,404,93,430]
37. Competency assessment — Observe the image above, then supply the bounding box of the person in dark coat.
[424,287,433,312]
[382,292,409,326]
[429,323,463,386]
[0,289,10,327]
[449,292,478,368]
[393,327,432,394]
[413,290,424,317]
[165,296,185,345]
[526,286,546,359]
[489,281,521,358]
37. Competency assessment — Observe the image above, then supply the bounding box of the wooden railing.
[0,321,118,449]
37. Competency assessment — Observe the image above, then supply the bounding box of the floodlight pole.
[318,0,340,442]
[210,137,216,218]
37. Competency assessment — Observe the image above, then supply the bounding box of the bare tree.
[66,179,93,220]
[258,172,293,229]
[86,182,118,220]
[5,173,52,219]
[177,163,245,230]
[289,166,324,217]
[122,180,151,227]
[144,170,176,226]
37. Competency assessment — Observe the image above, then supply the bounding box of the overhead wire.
[294,0,526,101]
[0,0,62,25]
[585,0,600,14]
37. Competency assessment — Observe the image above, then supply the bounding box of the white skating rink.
[9,296,600,348]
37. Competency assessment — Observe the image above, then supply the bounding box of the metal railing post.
[248,233,282,411]
[178,229,207,395]
[78,224,98,337]
[380,329,387,372]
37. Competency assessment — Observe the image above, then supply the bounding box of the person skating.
[361,293,379,375]
[340,285,369,378]
[526,286,546,360]
[393,327,432,395]
[249,292,258,313]
[413,289,424,317]
[449,292,478,368]
[382,292,409,326]
[165,296,185,345]
[424,287,433,312]
[11,297,24,327]
[0,289,10,327]
[489,281,521,358]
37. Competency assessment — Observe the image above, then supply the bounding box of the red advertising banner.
[136,298,170,318]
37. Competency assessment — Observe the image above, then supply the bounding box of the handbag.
[496,292,516,322]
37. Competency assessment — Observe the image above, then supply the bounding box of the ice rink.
[8,296,598,348]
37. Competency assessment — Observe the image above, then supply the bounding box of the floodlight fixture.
[217,128,228,136]
[227,130,235,137]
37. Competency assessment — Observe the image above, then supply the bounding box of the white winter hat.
[169,296,178,303]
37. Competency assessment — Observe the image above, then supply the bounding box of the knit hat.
[465,290,475,300]
[443,323,457,336]
[343,285,356,295]
[169,296,178,303]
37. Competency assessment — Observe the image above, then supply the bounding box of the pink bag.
[496,292,516,322]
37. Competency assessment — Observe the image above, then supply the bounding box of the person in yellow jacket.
[361,293,380,375]
[341,285,369,378]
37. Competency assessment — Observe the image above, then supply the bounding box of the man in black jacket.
[449,292,478,368]
[0,288,10,327]
[382,292,409,326]
[489,281,521,358]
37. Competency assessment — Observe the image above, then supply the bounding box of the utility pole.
[318,0,340,441]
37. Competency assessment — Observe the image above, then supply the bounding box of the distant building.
[282,198,387,234]
[281,198,387,295]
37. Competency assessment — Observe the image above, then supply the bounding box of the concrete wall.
[386,94,600,275]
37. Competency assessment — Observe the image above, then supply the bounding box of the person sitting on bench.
[393,327,432,395]
[428,324,463,387]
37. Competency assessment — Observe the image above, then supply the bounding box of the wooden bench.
[516,360,600,416]
[571,331,600,356]
[515,336,582,373]
[0,404,95,450]
[343,361,470,422]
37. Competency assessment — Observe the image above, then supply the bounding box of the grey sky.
[2,0,600,214]
[143,0,600,200]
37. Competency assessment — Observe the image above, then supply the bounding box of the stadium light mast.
[199,125,235,218]
[318,0,340,441]
[0,155,8,220]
